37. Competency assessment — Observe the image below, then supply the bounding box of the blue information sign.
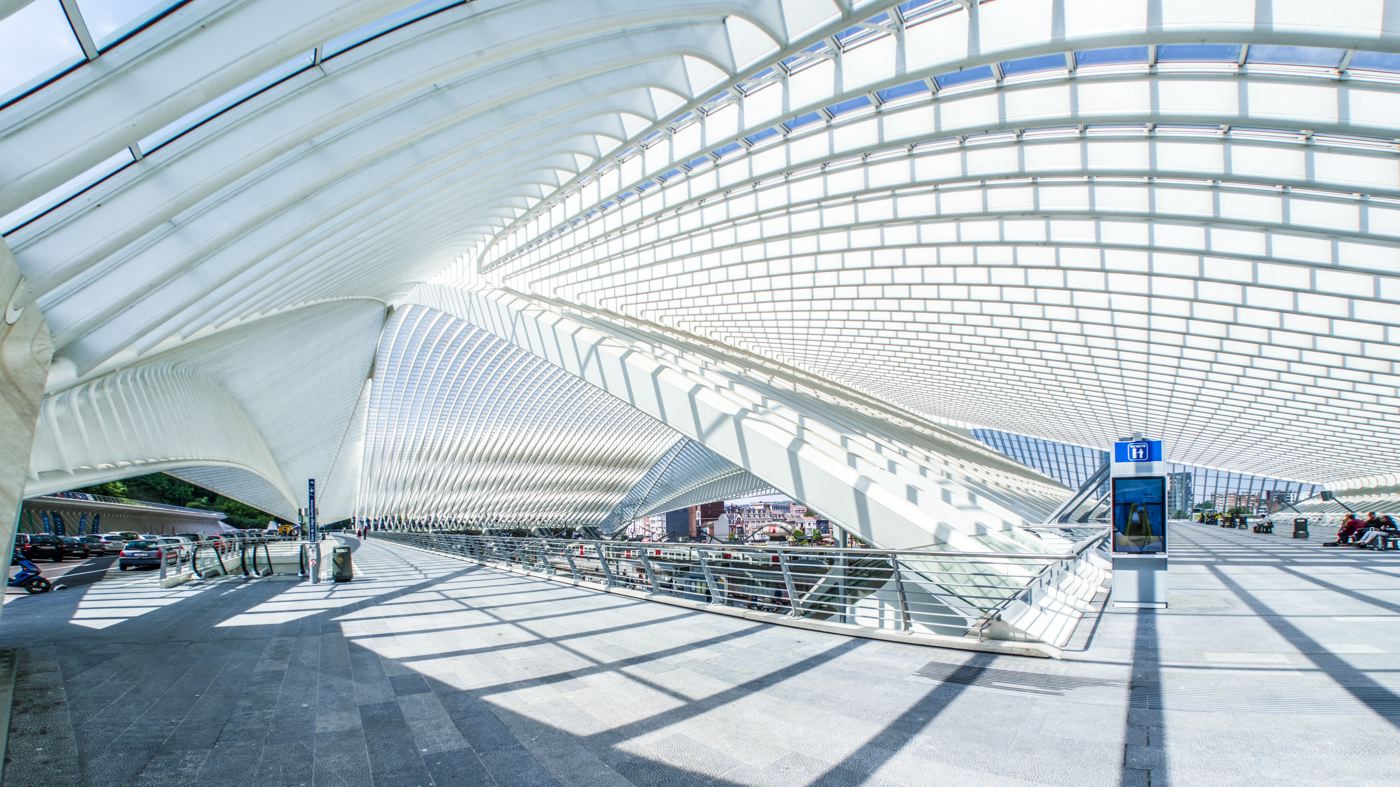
[307,479,318,543]
[1114,439,1162,463]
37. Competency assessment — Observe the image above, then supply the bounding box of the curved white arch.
[2,0,1397,532]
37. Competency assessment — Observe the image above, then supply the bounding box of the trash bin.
[331,546,353,582]
[1293,518,1309,539]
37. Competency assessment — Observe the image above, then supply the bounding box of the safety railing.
[377,530,1108,646]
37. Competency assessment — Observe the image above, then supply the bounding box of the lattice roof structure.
[3,0,1397,547]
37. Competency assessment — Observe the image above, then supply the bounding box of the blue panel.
[876,80,928,103]
[1000,54,1066,76]
[1076,46,1150,66]
[1246,45,1346,68]
[934,65,994,88]
[1349,51,1400,72]
[1156,44,1241,62]
[1114,440,1163,463]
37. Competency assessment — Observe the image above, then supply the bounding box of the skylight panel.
[77,0,182,49]
[735,67,780,97]
[781,41,830,73]
[834,13,890,49]
[1156,44,1241,63]
[1246,45,1346,68]
[0,0,83,105]
[1347,50,1400,72]
[897,0,957,25]
[1,148,133,235]
[933,65,994,89]
[138,51,315,152]
[783,111,823,131]
[1000,54,1066,77]
[744,127,780,145]
[876,80,928,103]
[1075,46,1150,67]
[826,95,872,116]
[323,0,458,57]
[714,142,743,158]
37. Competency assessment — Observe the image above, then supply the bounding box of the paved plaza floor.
[0,526,1397,786]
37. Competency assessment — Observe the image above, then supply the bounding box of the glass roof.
[0,0,83,105]
[78,0,182,48]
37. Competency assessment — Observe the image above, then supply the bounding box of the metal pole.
[697,549,721,605]
[836,552,850,624]
[593,541,615,587]
[778,552,799,616]
[639,547,660,594]
[889,555,913,632]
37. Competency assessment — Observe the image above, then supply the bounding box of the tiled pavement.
[0,528,1398,786]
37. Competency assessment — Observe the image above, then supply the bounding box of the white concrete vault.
[0,0,1397,539]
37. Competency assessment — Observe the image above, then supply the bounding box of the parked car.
[118,540,165,570]
[82,535,121,555]
[113,531,141,541]
[14,533,64,562]
[99,534,128,553]
[60,536,91,559]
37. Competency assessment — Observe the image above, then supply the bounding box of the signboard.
[306,479,319,583]
[306,479,318,543]
[1113,439,1163,463]
[1112,477,1167,554]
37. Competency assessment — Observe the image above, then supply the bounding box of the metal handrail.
[970,527,1110,638]
[378,530,1106,643]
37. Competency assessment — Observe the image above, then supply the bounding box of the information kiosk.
[1110,437,1168,608]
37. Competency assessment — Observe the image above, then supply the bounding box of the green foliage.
[76,473,275,530]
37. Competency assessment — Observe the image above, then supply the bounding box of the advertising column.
[1110,437,1168,608]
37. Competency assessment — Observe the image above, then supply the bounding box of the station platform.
[0,527,1396,786]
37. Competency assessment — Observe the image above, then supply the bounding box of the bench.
[1253,521,1274,534]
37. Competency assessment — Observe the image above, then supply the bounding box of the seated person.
[1324,514,1368,546]
[1352,513,1399,548]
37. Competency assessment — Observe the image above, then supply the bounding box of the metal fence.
[377,530,1106,644]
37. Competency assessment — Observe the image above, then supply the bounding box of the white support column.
[0,240,54,612]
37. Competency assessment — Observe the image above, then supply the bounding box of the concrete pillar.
[0,241,53,586]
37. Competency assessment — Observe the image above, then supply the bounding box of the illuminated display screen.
[1112,477,1167,554]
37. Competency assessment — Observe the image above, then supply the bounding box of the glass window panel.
[1000,53,1065,76]
[324,0,458,57]
[933,65,994,88]
[1156,44,1241,62]
[876,80,928,103]
[1246,45,1346,68]
[898,0,950,25]
[1,148,133,235]
[0,0,83,103]
[1349,50,1400,72]
[77,0,181,49]
[744,127,780,145]
[1075,46,1150,66]
[138,51,314,151]
[784,111,823,131]
[827,95,872,116]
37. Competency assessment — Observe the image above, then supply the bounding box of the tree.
[75,473,277,530]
